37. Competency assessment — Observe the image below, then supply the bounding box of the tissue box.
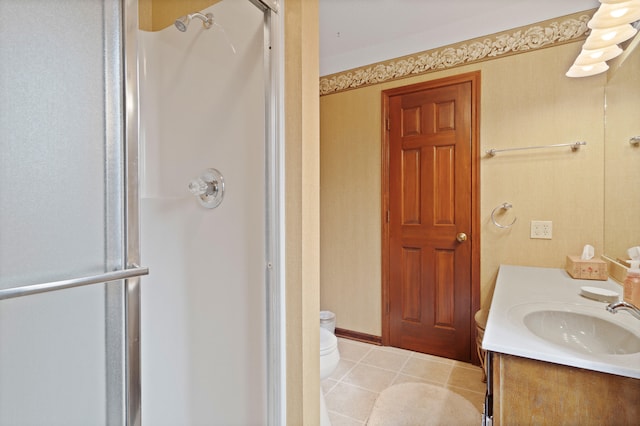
[565,256,608,280]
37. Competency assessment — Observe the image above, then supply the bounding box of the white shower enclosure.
[138,0,282,424]
[0,0,283,424]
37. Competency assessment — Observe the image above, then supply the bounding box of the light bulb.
[566,62,609,78]
[588,2,640,29]
[583,24,637,49]
[574,45,623,65]
[610,8,628,18]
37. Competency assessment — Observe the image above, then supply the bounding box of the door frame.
[380,71,481,363]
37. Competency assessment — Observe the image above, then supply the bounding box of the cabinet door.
[493,353,640,425]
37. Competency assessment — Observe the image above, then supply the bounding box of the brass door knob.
[456,232,468,242]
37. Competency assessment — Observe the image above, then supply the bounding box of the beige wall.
[320,41,606,336]
[284,0,320,424]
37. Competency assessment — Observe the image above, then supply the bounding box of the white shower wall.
[138,1,267,424]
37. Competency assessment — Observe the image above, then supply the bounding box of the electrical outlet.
[531,220,552,239]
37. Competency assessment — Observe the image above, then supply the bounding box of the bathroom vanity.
[482,265,640,425]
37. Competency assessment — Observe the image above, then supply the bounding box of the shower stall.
[0,0,283,424]
[139,0,282,424]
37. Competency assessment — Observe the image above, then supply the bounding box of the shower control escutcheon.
[188,168,225,209]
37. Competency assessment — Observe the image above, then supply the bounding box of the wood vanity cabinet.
[491,352,640,425]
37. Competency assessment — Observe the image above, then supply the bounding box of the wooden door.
[382,73,479,362]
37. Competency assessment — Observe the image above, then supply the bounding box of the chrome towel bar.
[486,141,586,157]
[0,265,149,301]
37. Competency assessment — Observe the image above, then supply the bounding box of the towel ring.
[491,202,517,229]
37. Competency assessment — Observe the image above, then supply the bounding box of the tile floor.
[322,338,486,425]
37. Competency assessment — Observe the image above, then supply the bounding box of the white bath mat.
[366,382,481,426]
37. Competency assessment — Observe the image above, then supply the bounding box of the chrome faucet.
[606,301,640,320]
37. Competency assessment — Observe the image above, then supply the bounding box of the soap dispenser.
[623,260,640,306]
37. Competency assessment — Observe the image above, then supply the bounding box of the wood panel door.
[382,73,480,362]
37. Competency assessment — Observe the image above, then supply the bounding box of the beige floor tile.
[445,386,485,413]
[391,373,442,387]
[329,339,487,424]
[337,338,373,362]
[376,344,415,357]
[330,358,356,381]
[322,378,339,395]
[327,411,365,426]
[400,357,453,384]
[448,364,486,394]
[325,382,379,422]
[410,351,456,364]
[342,363,398,393]
[360,347,410,372]
[453,359,479,368]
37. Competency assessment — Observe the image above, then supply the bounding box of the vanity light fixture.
[574,44,623,64]
[583,24,638,49]
[566,61,610,77]
[588,1,640,28]
[567,0,640,77]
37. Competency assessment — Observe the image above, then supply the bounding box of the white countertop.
[482,264,640,379]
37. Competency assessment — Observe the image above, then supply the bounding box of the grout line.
[454,361,484,372]
[333,363,355,384]
[327,409,366,425]
[322,378,339,395]
[359,360,411,374]
[359,345,374,362]
[328,339,486,421]
[443,364,454,387]
[325,343,375,395]
[338,339,375,364]
[390,348,413,384]
[410,351,457,365]
[330,380,381,395]
[447,383,486,396]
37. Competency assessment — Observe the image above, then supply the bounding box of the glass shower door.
[0,0,143,425]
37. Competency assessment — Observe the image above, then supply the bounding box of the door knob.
[456,232,468,242]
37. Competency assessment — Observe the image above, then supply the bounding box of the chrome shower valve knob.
[188,168,225,209]
[188,178,209,196]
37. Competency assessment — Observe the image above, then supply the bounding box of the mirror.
[603,37,640,263]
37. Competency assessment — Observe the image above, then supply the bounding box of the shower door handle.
[0,265,149,301]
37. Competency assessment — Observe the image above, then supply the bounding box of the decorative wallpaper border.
[319,10,594,96]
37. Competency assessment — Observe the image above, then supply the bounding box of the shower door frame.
[0,0,144,424]
[122,0,143,424]
[250,0,286,425]
[1,0,286,424]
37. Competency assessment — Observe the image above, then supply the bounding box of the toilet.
[319,327,340,426]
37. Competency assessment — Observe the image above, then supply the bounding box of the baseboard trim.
[335,328,382,345]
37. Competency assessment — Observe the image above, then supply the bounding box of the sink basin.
[523,310,640,355]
